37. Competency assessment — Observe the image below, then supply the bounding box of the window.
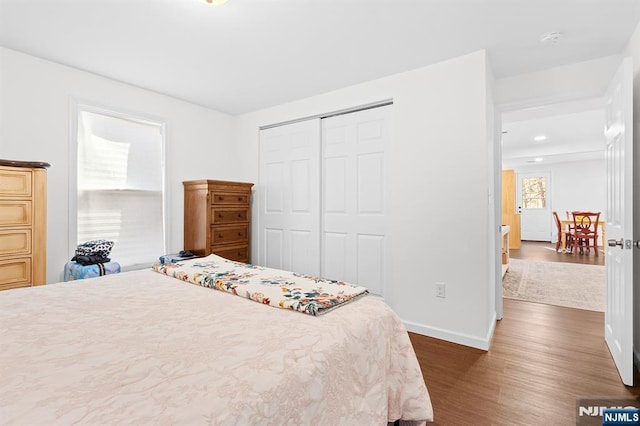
[521,176,546,209]
[75,105,165,269]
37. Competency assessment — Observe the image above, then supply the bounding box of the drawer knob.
[218,214,223,218]
[218,234,223,238]
[238,232,242,236]
[237,213,242,218]
[218,196,224,201]
[238,197,243,201]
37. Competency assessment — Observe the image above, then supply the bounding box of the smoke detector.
[539,31,563,44]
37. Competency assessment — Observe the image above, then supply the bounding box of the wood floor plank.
[410,298,639,425]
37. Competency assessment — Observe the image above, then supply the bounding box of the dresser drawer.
[211,225,249,245]
[0,257,31,289]
[0,201,32,227]
[0,169,32,198]
[211,208,249,224]
[0,229,31,257]
[213,245,249,263]
[210,191,250,206]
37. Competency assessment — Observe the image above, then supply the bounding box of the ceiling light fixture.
[535,157,544,162]
[204,0,228,5]
[534,135,547,142]
[539,31,563,44]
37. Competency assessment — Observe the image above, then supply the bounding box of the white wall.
[623,20,640,369]
[0,47,240,283]
[495,55,621,108]
[235,51,497,349]
[509,159,606,243]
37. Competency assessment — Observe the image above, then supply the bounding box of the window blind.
[77,109,165,268]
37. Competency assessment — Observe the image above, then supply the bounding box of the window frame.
[521,176,547,209]
[69,99,168,270]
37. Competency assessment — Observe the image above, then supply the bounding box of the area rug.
[502,258,605,312]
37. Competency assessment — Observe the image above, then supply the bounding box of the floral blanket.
[152,254,369,315]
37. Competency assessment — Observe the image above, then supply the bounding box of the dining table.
[560,219,606,253]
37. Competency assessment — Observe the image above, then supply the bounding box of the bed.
[0,254,433,424]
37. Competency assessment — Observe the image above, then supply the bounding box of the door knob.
[608,238,624,248]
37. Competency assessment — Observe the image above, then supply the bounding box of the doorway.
[517,172,551,241]
[500,98,607,312]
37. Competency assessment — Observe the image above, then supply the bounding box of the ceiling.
[1,0,639,116]
[1,0,638,168]
[501,98,607,168]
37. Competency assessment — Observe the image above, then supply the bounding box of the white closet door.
[259,119,321,275]
[322,106,390,296]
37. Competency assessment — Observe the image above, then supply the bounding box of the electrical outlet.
[435,282,446,298]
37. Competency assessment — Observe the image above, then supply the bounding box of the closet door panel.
[323,232,347,282]
[322,105,390,296]
[358,153,385,214]
[357,234,385,295]
[259,119,321,275]
[324,158,347,213]
[264,228,283,270]
[290,230,313,274]
[264,162,284,213]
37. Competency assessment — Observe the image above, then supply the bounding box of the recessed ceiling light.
[534,135,547,141]
[539,31,563,44]
[535,157,544,162]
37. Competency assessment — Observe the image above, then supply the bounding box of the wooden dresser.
[183,180,254,263]
[0,159,50,290]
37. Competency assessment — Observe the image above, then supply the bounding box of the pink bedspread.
[0,269,433,424]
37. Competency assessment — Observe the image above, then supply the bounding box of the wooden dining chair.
[553,211,573,252]
[570,211,601,256]
[565,211,576,234]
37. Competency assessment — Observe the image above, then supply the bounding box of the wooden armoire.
[183,180,254,263]
[501,169,521,250]
[0,159,50,290]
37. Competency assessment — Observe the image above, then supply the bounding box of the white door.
[604,58,634,386]
[259,119,321,275]
[517,172,552,241]
[322,106,390,297]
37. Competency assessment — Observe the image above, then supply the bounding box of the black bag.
[75,240,114,259]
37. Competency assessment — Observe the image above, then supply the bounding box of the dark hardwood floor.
[510,240,605,266]
[406,240,635,424]
[410,298,639,425]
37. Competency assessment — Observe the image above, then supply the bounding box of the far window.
[76,106,165,269]
[521,177,546,209]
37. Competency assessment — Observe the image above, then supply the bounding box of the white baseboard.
[403,312,497,351]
